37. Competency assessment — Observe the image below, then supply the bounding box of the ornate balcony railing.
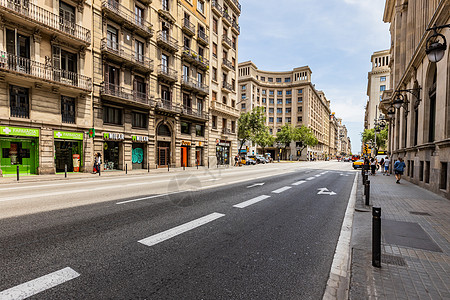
[101,38,153,71]
[222,81,234,92]
[229,0,241,11]
[182,46,209,69]
[182,105,208,120]
[182,18,195,36]
[211,101,240,118]
[101,83,151,105]
[222,36,232,48]
[156,31,178,51]
[211,0,222,15]
[198,30,208,45]
[157,64,178,81]
[102,0,153,37]
[10,106,29,119]
[155,98,181,113]
[222,58,234,70]
[181,75,209,94]
[0,52,92,90]
[0,0,91,44]
[232,21,240,33]
[223,11,232,25]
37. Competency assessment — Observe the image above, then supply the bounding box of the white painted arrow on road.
[247,182,265,188]
[317,187,336,195]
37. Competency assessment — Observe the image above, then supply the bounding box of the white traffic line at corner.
[272,186,292,194]
[138,212,225,246]
[233,195,271,209]
[306,177,315,181]
[292,180,306,186]
[0,267,80,300]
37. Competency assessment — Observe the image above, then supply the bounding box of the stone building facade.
[381,0,449,199]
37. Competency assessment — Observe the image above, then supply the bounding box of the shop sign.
[103,132,124,140]
[54,131,83,140]
[0,126,39,137]
[217,140,230,147]
[132,135,149,142]
[181,141,191,146]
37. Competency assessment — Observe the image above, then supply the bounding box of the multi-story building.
[336,118,349,156]
[381,0,449,199]
[0,0,93,174]
[329,113,339,158]
[208,0,241,165]
[365,50,390,129]
[237,61,332,160]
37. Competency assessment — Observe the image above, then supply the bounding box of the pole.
[126,163,128,175]
[362,168,366,184]
[17,165,19,181]
[183,163,185,170]
[372,207,381,268]
[168,163,169,172]
[98,163,101,176]
[148,163,149,173]
[65,164,67,178]
[365,180,370,206]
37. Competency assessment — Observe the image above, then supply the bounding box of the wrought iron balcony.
[222,36,232,49]
[222,127,234,135]
[102,0,153,38]
[101,38,153,72]
[182,46,209,70]
[221,81,234,93]
[155,98,181,114]
[198,30,209,46]
[222,11,232,26]
[101,83,152,106]
[0,52,92,91]
[181,105,208,120]
[228,0,241,12]
[232,21,240,34]
[156,31,179,52]
[181,75,209,95]
[211,0,222,15]
[0,0,91,45]
[182,18,195,36]
[157,64,178,82]
[222,58,234,71]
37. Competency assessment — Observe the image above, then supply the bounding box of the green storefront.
[0,126,39,174]
[54,131,84,172]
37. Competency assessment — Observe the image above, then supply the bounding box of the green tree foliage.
[276,124,294,146]
[362,128,388,150]
[293,125,318,157]
[254,128,276,154]
[237,107,266,152]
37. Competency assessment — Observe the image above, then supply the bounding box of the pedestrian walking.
[383,156,390,175]
[370,157,377,175]
[94,153,102,174]
[92,153,98,174]
[393,157,406,184]
[234,155,239,166]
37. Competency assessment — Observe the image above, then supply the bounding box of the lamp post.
[425,24,450,63]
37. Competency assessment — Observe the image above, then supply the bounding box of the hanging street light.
[426,24,450,63]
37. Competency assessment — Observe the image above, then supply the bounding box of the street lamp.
[426,24,450,63]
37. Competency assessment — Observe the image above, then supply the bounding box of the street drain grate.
[382,254,407,266]
[409,211,431,216]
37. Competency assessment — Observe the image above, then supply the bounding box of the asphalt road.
[0,161,357,299]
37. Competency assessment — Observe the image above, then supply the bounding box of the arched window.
[158,124,171,137]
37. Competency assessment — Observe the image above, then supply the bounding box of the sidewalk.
[349,171,450,299]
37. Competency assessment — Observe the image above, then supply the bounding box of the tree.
[293,125,318,158]
[362,128,388,152]
[237,107,266,153]
[254,127,276,155]
[275,124,296,159]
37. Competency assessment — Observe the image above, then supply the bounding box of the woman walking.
[370,157,377,175]
[393,157,406,184]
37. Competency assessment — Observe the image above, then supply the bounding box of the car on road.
[245,156,257,165]
[352,159,364,169]
[255,155,267,164]
[343,157,351,162]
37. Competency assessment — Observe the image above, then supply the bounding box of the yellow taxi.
[352,159,364,169]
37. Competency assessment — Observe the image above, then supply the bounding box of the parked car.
[352,159,364,169]
[351,155,360,162]
[246,157,257,165]
[343,157,351,162]
[255,155,267,164]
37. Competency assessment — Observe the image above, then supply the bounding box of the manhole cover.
[382,254,407,266]
[409,211,431,216]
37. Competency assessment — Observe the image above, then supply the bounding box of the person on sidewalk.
[383,156,390,175]
[370,157,377,175]
[92,153,98,174]
[393,157,406,183]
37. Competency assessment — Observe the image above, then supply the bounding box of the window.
[103,106,122,125]
[277,108,282,113]
[298,106,302,112]
[298,97,303,103]
[196,124,204,136]
[297,116,302,122]
[61,96,75,124]
[261,77,265,81]
[286,90,292,95]
[269,128,273,134]
[232,57,236,68]
[212,91,217,101]
[241,103,246,109]
[135,5,144,26]
[232,79,235,90]
[222,96,227,105]
[212,43,217,57]
[269,99,274,104]
[10,86,29,118]
[241,93,246,99]
[380,85,386,92]
[213,18,218,33]
[276,78,281,83]
[162,0,169,10]
[269,90,274,96]
[232,36,236,49]
[107,25,118,50]
[269,108,274,113]
[277,117,283,123]
[212,67,217,81]
[268,78,273,82]
[286,108,291,113]
[262,98,266,103]
[298,89,303,94]
[380,76,386,82]
[59,1,75,35]
[132,112,147,128]
[277,99,282,104]
[262,89,266,95]
[184,36,190,48]
[269,117,274,123]
[198,47,204,58]
[197,98,203,113]
[286,117,291,123]
[212,115,217,129]
[181,121,191,134]
[135,40,144,62]
[286,98,292,104]
[231,121,235,133]
[277,91,282,96]
[241,85,246,90]
[285,77,291,83]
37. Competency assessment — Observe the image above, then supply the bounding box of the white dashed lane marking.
[272,186,292,194]
[233,195,271,208]
[306,177,315,181]
[138,213,225,247]
[0,267,80,300]
[292,180,306,186]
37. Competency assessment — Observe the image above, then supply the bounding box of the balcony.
[222,36,232,49]
[0,0,91,46]
[157,64,178,83]
[155,98,181,115]
[101,38,153,73]
[221,81,234,93]
[102,0,153,38]
[0,52,92,91]
[101,83,153,107]
[222,58,234,71]
[181,75,209,95]
[211,101,240,118]
[231,21,240,34]
[182,46,209,70]
[182,18,195,36]
[211,0,222,15]
[181,105,209,121]
[222,11,232,26]
[226,0,241,12]
[197,30,209,46]
[222,127,235,135]
[156,31,179,52]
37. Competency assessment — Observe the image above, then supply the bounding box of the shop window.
[440,162,448,190]
[158,124,171,136]
[132,112,147,128]
[61,96,75,124]
[231,121,235,133]
[212,115,217,129]
[103,106,122,125]
[196,124,204,137]
[425,161,430,184]
[10,85,29,118]
[181,121,191,134]
[2,142,30,165]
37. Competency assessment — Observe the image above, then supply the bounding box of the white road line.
[306,177,315,181]
[315,174,321,177]
[138,212,225,246]
[292,180,306,186]
[0,267,80,300]
[272,186,291,194]
[116,191,185,204]
[233,195,271,208]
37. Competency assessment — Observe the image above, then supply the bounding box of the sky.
[237,0,391,154]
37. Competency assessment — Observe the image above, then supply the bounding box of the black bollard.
[148,163,150,173]
[372,207,381,268]
[99,164,101,176]
[197,160,198,169]
[168,163,169,172]
[365,180,370,206]
[183,163,185,170]
[17,165,19,181]
[65,164,67,178]
[362,169,366,184]
[126,163,128,175]
[208,160,209,169]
